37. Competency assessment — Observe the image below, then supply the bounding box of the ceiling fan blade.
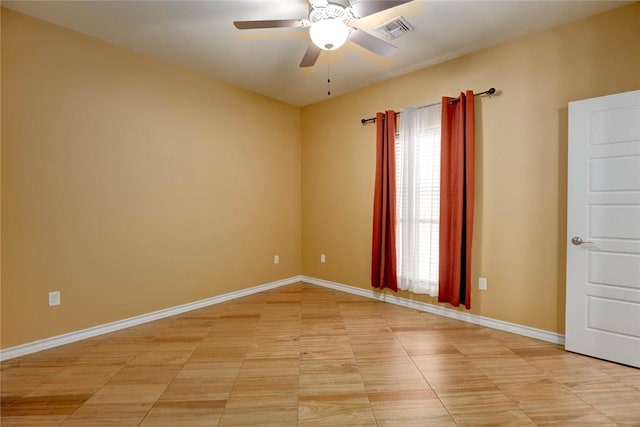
[299,44,322,68]
[349,29,397,57]
[348,0,412,19]
[233,19,307,30]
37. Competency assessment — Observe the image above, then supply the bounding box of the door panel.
[587,297,640,337]
[589,252,640,289]
[590,205,640,239]
[590,156,640,191]
[590,105,640,145]
[566,89,640,368]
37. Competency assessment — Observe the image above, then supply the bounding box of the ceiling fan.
[233,0,413,68]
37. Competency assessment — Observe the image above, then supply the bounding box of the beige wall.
[1,9,301,348]
[301,3,640,334]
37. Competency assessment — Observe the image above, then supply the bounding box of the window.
[395,103,441,296]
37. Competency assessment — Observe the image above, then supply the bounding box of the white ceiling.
[3,0,631,106]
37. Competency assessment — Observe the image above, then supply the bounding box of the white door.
[566,89,640,368]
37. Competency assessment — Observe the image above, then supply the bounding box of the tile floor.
[1,282,639,426]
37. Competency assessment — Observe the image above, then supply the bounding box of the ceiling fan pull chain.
[327,52,331,96]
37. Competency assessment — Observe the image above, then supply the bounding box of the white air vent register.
[374,16,414,40]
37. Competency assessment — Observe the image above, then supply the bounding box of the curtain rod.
[360,87,496,125]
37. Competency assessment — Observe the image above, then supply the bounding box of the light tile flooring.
[1,282,639,426]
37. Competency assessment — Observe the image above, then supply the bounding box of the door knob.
[571,236,593,246]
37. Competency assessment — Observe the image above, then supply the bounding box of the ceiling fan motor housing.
[309,3,352,24]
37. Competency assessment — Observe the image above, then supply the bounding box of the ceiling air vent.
[374,16,414,40]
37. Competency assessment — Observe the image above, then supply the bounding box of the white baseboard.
[301,275,565,345]
[0,276,302,362]
[1,274,564,361]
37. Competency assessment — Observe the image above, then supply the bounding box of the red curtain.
[371,110,398,292]
[439,91,475,309]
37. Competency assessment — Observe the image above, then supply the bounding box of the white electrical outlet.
[48,291,61,306]
[320,254,326,264]
[274,255,280,264]
[478,277,488,290]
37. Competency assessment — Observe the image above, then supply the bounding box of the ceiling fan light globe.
[309,19,349,51]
